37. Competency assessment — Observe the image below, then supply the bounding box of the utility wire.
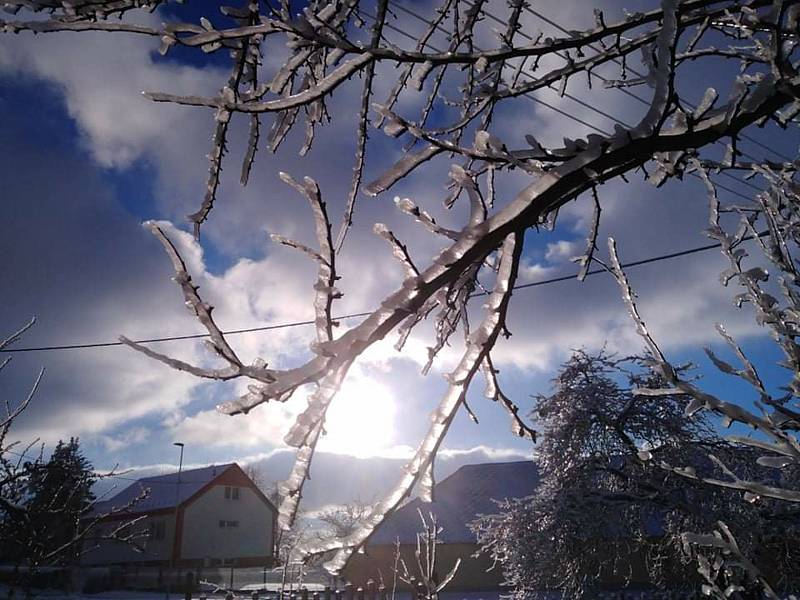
[374,8,758,202]
[520,3,794,164]
[1,4,782,488]
[385,0,767,199]
[2,233,766,354]
[0,6,780,354]
[475,1,774,193]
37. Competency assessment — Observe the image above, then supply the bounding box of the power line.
[384,0,767,200]
[0,6,778,355]
[2,233,763,354]
[0,315,363,353]
[519,3,794,164]
[374,7,759,202]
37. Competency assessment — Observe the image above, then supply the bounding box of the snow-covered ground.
[0,586,506,600]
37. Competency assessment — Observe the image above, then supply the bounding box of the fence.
[0,566,757,599]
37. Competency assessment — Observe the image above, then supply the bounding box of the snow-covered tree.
[472,350,800,597]
[316,501,371,540]
[3,0,800,581]
[0,319,44,564]
[605,155,800,597]
[0,321,146,595]
[18,438,96,567]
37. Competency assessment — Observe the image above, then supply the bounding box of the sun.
[319,376,397,458]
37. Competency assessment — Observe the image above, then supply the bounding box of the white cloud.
[545,240,580,263]
[437,444,532,460]
[518,258,556,282]
[0,25,222,169]
[0,2,778,475]
[97,427,150,452]
[167,401,302,449]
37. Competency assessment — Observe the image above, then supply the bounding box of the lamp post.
[167,442,185,600]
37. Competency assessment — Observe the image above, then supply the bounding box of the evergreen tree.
[22,437,95,566]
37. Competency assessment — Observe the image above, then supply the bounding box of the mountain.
[97,446,533,512]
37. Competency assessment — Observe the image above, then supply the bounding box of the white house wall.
[180,484,273,562]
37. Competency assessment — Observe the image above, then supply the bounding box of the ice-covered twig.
[482,354,537,441]
[364,145,444,197]
[682,522,780,600]
[373,224,419,280]
[394,197,459,241]
[145,223,238,364]
[189,4,266,236]
[575,188,601,281]
[0,317,36,352]
[335,0,389,252]
[121,223,274,384]
[609,237,800,503]
[0,19,161,36]
[300,230,523,573]
[145,53,374,113]
[0,367,43,433]
[278,173,338,346]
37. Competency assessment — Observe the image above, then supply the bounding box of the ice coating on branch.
[481,355,536,441]
[756,455,794,469]
[629,0,678,138]
[449,165,486,227]
[365,145,442,196]
[148,53,373,114]
[473,130,506,155]
[419,460,435,502]
[694,87,718,120]
[373,223,419,280]
[278,172,337,345]
[409,60,435,91]
[277,422,320,530]
[296,232,522,574]
[394,196,458,240]
[86,0,800,582]
[574,191,601,281]
[278,361,352,530]
[383,116,407,138]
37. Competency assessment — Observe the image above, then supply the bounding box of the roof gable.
[369,460,538,545]
[92,463,236,516]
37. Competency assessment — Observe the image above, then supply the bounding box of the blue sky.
[1,0,796,505]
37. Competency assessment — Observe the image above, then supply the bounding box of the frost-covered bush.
[605,166,800,597]
[473,350,800,598]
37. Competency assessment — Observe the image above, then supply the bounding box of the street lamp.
[167,442,185,599]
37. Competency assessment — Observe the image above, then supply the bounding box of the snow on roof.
[369,460,539,545]
[92,463,236,517]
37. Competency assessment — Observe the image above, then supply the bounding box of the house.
[343,460,539,591]
[82,463,277,568]
[342,460,721,595]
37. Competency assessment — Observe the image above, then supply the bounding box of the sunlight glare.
[319,376,396,458]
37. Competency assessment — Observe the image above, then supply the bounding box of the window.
[149,520,166,540]
[224,486,240,500]
[218,520,239,528]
